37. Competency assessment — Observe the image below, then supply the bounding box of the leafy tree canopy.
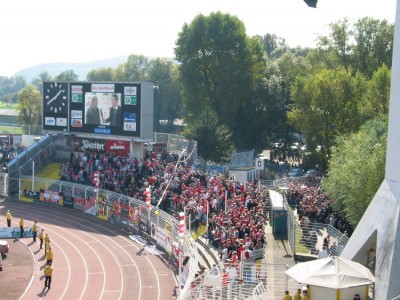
[321,117,387,226]
[313,17,393,78]
[175,12,265,150]
[289,67,368,165]
[182,107,235,163]
[16,85,42,134]
[86,67,114,81]
[54,69,79,81]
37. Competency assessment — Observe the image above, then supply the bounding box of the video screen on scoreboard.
[69,82,141,137]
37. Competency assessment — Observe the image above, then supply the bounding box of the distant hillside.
[14,56,129,83]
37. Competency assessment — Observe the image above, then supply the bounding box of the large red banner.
[105,140,130,156]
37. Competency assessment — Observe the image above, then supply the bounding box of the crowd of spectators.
[286,176,353,236]
[0,142,26,173]
[57,147,355,266]
[59,148,269,264]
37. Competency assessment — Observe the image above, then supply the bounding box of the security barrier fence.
[260,178,349,258]
[0,173,7,196]
[287,209,349,258]
[153,132,197,161]
[185,261,302,300]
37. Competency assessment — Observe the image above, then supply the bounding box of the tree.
[175,12,265,148]
[86,67,114,81]
[147,58,183,133]
[288,68,367,166]
[0,76,27,104]
[316,18,353,72]
[31,71,52,91]
[54,70,79,81]
[314,17,393,78]
[113,54,150,82]
[263,51,311,158]
[257,33,286,58]
[182,107,235,163]
[321,117,387,226]
[16,85,42,134]
[352,17,393,78]
[361,64,391,118]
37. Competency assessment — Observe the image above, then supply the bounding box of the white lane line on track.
[9,208,88,300]
[7,219,73,300]
[14,207,125,300]
[45,215,142,300]
[38,220,107,300]
[15,231,36,300]
[119,264,138,267]
[10,203,172,300]
[85,240,100,244]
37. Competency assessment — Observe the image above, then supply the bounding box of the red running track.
[0,198,177,300]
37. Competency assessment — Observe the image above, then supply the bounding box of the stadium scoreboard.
[42,81,154,139]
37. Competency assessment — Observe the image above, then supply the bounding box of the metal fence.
[0,172,7,196]
[184,261,302,300]
[153,132,197,161]
[287,210,349,258]
[7,134,59,196]
[0,123,42,135]
[259,179,349,259]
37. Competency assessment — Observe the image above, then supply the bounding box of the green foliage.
[148,58,183,133]
[314,17,393,78]
[256,33,286,58]
[86,67,114,81]
[16,85,42,134]
[175,12,265,146]
[352,17,394,78]
[361,64,391,117]
[113,54,150,82]
[54,70,79,81]
[263,51,311,154]
[182,107,235,163]
[289,67,368,162]
[0,76,26,104]
[31,71,53,93]
[321,117,387,226]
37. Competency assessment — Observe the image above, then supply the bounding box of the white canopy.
[285,256,375,289]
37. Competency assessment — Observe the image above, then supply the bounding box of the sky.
[0,0,397,77]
